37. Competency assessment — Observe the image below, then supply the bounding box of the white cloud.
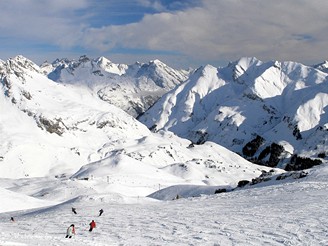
[80,0,328,66]
[1,0,328,67]
[0,0,88,46]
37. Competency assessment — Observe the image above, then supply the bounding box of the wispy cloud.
[137,0,166,11]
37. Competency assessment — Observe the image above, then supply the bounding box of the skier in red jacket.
[89,220,96,232]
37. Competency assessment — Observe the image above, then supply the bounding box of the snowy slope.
[0,186,56,213]
[41,55,189,117]
[0,164,327,245]
[139,57,328,169]
[1,55,328,245]
[0,55,151,178]
[1,55,275,195]
[69,133,277,197]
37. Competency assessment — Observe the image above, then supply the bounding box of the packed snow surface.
[0,164,327,245]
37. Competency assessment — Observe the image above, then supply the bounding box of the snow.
[0,55,272,186]
[40,55,189,117]
[0,164,327,245]
[139,57,328,162]
[2,55,328,245]
[0,187,56,213]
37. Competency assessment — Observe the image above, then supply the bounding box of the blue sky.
[0,0,327,69]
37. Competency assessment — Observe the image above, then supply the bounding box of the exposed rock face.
[37,116,66,136]
[285,155,322,171]
[242,135,265,157]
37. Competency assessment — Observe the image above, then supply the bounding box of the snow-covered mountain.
[139,57,328,170]
[313,60,328,73]
[1,55,274,197]
[1,55,328,245]
[0,55,150,178]
[41,55,189,117]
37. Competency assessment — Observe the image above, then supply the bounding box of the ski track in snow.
[1,180,328,245]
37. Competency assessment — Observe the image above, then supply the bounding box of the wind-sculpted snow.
[139,57,328,169]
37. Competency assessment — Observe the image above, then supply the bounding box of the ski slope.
[0,164,327,245]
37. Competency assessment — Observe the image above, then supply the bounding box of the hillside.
[41,55,189,117]
[1,55,327,245]
[0,55,151,178]
[0,164,327,245]
[0,55,272,193]
[139,57,328,170]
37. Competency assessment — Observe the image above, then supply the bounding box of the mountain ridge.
[1,55,274,197]
[139,57,328,170]
[2,54,328,176]
[40,55,190,117]
[1,54,328,245]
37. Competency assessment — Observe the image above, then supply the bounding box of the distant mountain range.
[40,55,190,117]
[0,55,273,190]
[1,55,327,183]
[139,57,328,170]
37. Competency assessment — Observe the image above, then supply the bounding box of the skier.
[66,224,75,238]
[99,209,104,216]
[72,207,77,214]
[89,220,96,232]
[10,217,15,222]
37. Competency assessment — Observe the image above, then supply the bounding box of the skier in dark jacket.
[99,209,104,216]
[89,220,96,232]
[72,207,77,214]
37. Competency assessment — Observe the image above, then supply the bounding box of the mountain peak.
[234,57,262,69]
[11,55,35,64]
[78,55,90,63]
[95,56,112,64]
[13,54,27,60]
[94,56,128,75]
[149,59,168,67]
[5,55,40,74]
[313,60,328,73]
[150,59,163,64]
